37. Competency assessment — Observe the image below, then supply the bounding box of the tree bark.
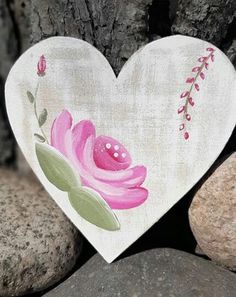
[172,0,236,47]
[0,0,18,165]
[30,0,152,74]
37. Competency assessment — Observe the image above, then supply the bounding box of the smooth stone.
[189,153,236,270]
[43,248,236,297]
[0,168,83,296]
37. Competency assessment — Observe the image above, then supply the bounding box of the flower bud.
[37,55,46,76]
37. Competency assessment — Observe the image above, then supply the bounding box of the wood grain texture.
[5,36,236,262]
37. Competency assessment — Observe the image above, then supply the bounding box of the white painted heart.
[5,36,236,262]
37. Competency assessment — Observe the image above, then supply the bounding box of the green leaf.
[27,91,35,103]
[34,133,45,142]
[68,186,120,231]
[38,109,48,127]
[35,143,81,191]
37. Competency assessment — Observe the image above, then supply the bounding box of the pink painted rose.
[51,110,148,209]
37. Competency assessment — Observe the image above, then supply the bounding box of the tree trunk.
[0,0,18,165]
[0,0,235,168]
[172,0,236,47]
[30,0,152,74]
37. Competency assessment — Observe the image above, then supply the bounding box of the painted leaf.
[34,133,45,142]
[35,142,81,191]
[68,186,120,231]
[27,91,35,103]
[38,108,48,127]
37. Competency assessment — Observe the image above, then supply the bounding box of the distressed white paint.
[5,36,236,263]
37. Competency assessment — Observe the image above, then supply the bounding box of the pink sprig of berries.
[178,47,216,140]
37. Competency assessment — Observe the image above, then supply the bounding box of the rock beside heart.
[0,168,83,296]
[189,153,236,271]
[43,248,236,297]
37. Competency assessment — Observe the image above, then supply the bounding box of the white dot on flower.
[122,153,126,158]
[106,143,111,149]
[113,152,119,158]
[114,144,119,150]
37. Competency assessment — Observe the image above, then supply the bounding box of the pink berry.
[179,123,185,131]
[198,57,206,62]
[180,91,190,98]
[186,77,194,83]
[184,132,189,140]
[186,114,191,121]
[211,54,215,62]
[178,106,185,114]
[200,72,205,80]
[205,63,209,70]
[194,83,200,91]
[192,67,200,72]
[188,97,195,106]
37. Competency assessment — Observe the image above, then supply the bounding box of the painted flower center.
[93,136,132,171]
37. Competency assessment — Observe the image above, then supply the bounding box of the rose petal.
[72,120,96,155]
[92,187,149,210]
[51,109,73,156]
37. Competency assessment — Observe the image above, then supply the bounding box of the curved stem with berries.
[178,47,216,140]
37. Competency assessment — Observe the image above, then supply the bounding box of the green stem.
[34,79,49,144]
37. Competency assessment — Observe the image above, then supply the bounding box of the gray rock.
[43,248,236,297]
[0,168,83,297]
[189,153,236,271]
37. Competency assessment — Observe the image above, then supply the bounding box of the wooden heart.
[5,36,236,263]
